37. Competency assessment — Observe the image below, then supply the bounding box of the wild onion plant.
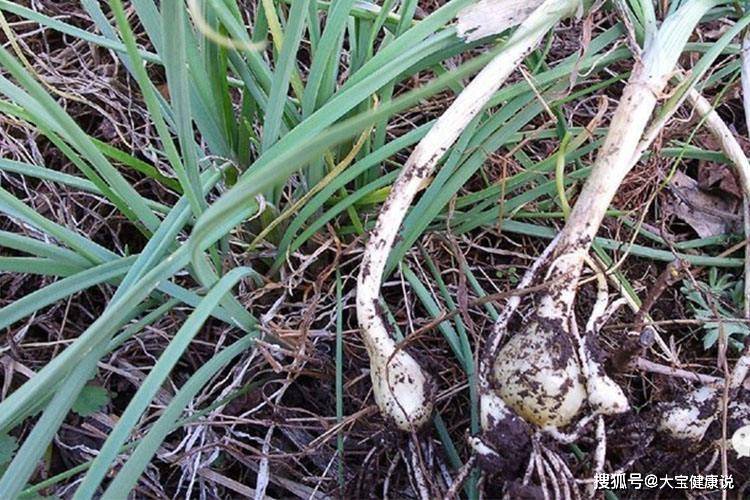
[356,0,581,431]
[0,0,749,497]
[471,0,750,491]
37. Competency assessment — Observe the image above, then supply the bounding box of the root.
[530,439,551,500]
[523,438,580,500]
[588,417,607,499]
[407,440,431,500]
[543,447,579,500]
[444,456,477,500]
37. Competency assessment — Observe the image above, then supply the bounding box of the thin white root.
[444,456,477,500]
[542,412,597,443]
[531,439,551,500]
[584,260,610,335]
[543,446,579,500]
[357,0,579,431]
[408,440,431,500]
[540,452,561,500]
[600,297,629,326]
[588,417,607,500]
[523,446,537,484]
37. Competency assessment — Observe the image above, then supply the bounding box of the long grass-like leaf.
[101,333,257,494]
[73,267,257,498]
[302,0,356,117]
[261,0,310,153]
[109,0,204,216]
[0,48,160,231]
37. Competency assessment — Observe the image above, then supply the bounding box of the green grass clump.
[0,0,748,497]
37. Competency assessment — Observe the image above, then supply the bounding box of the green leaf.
[0,433,18,465]
[72,385,111,417]
[75,267,257,497]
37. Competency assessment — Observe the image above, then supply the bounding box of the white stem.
[356,0,578,431]
[688,84,750,391]
[654,77,750,444]
[548,0,719,304]
[733,29,750,390]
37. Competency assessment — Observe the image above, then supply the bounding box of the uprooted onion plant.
[356,0,581,431]
[359,0,745,486]
[471,0,750,490]
[655,60,750,447]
